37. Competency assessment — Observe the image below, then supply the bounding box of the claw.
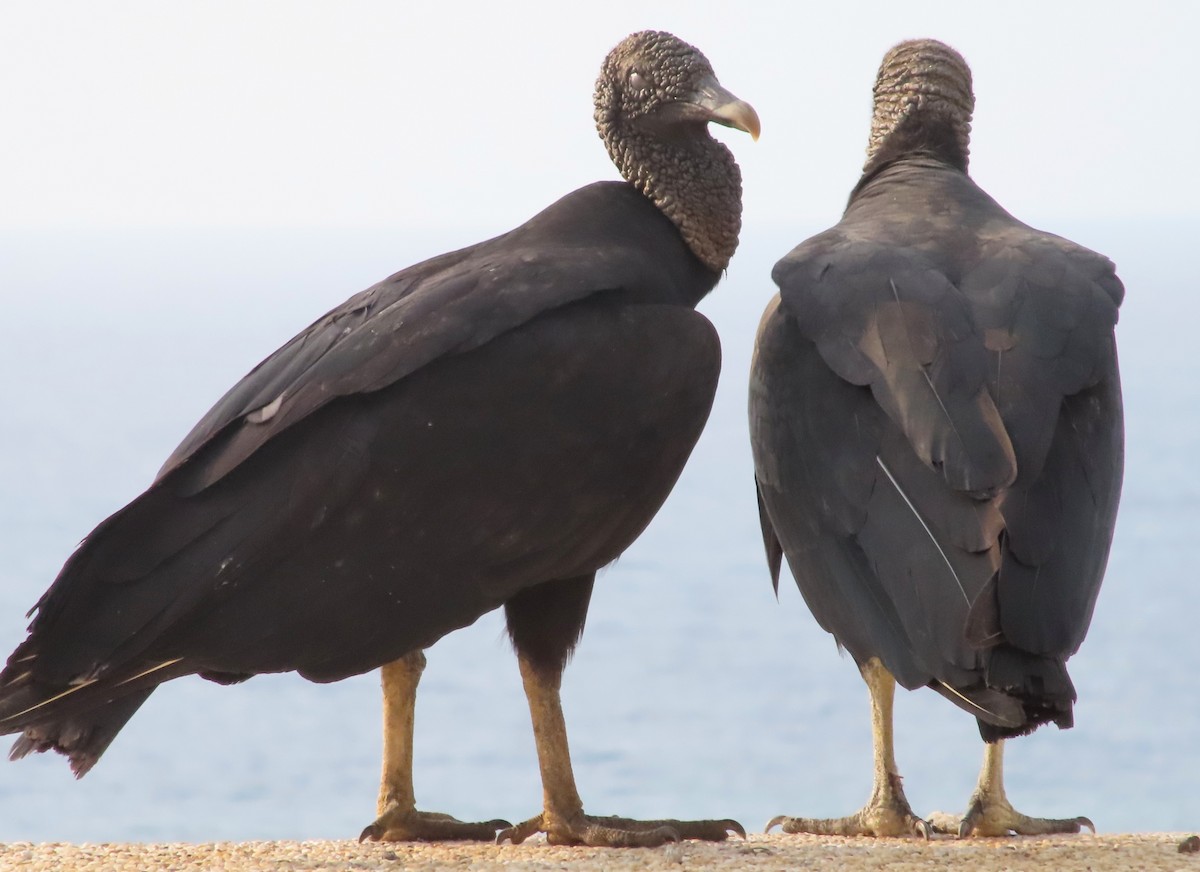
[358,823,382,843]
[497,815,543,845]
[1075,816,1096,834]
[724,819,748,840]
[764,815,787,834]
[959,799,982,839]
[914,818,932,841]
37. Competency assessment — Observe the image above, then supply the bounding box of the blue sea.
[0,218,1195,842]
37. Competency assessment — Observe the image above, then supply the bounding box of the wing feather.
[775,236,1017,497]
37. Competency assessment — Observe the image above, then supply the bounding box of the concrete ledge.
[1,833,1196,871]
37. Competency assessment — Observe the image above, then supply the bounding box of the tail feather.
[931,679,1025,728]
[0,656,189,776]
[9,688,154,777]
[978,645,1075,741]
[931,645,1076,742]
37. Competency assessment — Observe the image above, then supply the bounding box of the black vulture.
[750,39,1123,837]
[0,30,759,847]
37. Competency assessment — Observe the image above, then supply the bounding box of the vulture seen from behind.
[0,30,759,847]
[750,39,1123,837]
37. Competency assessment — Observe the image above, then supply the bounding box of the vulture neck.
[863,112,970,177]
[853,112,971,200]
[609,128,742,274]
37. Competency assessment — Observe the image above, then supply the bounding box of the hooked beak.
[692,77,761,141]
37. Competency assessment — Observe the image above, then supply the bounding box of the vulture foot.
[359,805,510,842]
[766,806,930,839]
[766,769,930,838]
[497,812,744,847]
[929,796,1094,838]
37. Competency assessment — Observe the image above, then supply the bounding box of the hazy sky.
[2,1,1195,237]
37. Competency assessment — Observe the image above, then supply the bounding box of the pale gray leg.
[767,658,929,838]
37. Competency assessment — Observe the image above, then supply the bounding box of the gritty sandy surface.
[1,833,1197,871]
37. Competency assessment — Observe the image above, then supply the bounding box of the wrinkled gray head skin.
[594,30,758,272]
[595,31,720,134]
[867,38,974,169]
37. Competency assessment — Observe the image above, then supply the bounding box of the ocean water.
[0,218,1195,843]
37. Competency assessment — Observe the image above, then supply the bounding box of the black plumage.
[0,30,758,846]
[751,39,1122,837]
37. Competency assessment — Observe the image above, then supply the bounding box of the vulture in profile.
[750,39,1123,837]
[0,30,758,847]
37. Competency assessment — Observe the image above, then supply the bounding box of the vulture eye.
[628,70,649,92]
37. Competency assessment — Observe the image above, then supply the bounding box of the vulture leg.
[949,741,1094,837]
[767,658,930,838]
[497,576,743,847]
[359,650,509,842]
